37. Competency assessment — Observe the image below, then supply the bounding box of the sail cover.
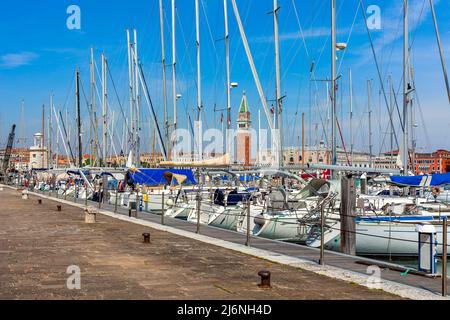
[390,173,450,187]
[128,169,197,186]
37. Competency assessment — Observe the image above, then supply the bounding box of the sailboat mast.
[349,69,353,164]
[224,0,231,133]
[172,0,177,132]
[273,0,283,168]
[258,109,261,166]
[56,107,59,169]
[42,104,45,169]
[133,29,141,167]
[429,0,450,104]
[389,75,394,166]
[101,53,108,166]
[49,94,53,169]
[159,0,169,157]
[402,0,409,175]
[195,0,202,160]
[230,0,273,132]
[331,0,337,175]
[75,68,82,168]
[368,80,373,167]
[89,47,95,167]
[126,29,135,163]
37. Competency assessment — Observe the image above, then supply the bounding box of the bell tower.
[236,91,252,165]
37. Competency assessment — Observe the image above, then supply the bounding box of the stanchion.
[114,189,118,213]
[245,200,251,246]
[320,204,325,265]
[196,192,201,234]
[136,194,140,218]
[443,217,448,297]
[161,192,165,225]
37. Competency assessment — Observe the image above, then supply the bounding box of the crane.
[1,124,16,182]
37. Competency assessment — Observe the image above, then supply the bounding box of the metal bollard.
[258,270,271,289]
[161,192,165,225]
[142,232,151,243]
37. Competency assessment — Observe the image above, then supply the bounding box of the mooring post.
[320,203,325,265]
[196,192,201,234]
[443,217,448,297]
[101,175,107,204]
[114,188,118,213]
[85,186,88,206]
[245,199,251,246]
[360,176,367,195]
[340,174,356,255]
[161,191,165,225]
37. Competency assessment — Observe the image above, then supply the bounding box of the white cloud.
[252,27,350,44]
[0,52,38,69]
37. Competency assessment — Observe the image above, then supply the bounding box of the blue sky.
[0,0,448,155]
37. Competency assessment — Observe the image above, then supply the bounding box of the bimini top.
[390,173,450,187]
[127,168,197,187]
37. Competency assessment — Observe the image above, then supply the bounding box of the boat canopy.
[128,169,197,186]
[390,173,450,187]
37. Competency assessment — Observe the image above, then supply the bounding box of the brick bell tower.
[236,91,252,165]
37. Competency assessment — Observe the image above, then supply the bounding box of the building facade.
[29,133,48,169]
[414,149,450,174]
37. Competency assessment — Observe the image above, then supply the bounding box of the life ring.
[432,187,441,197]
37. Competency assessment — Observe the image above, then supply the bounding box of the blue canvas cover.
[128,169,197,186]
[390,173,450,187]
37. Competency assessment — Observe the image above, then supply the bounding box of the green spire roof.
[239,91,249,113]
